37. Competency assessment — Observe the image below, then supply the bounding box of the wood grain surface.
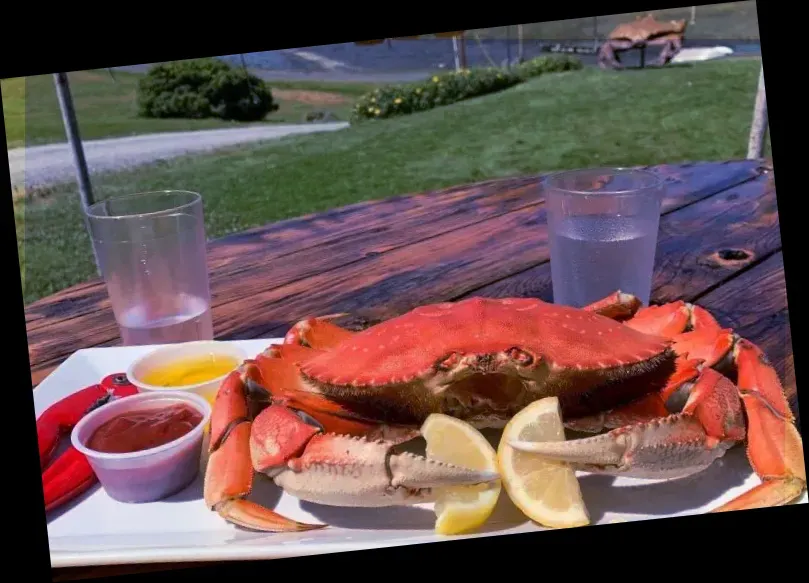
[26,159,766,387]
[31,159,799,580]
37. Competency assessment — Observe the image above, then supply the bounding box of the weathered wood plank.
[694,252,798,425]
[467,170,780,306]
[240,171,773,339]
[25,181,544,378]
[26,161,764,387]
[24,175,539,331]
[25,159,760,332]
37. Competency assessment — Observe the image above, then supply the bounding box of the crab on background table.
[202,291,806,532]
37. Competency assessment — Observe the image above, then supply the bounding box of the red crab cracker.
[38,373,139,512]
[202,293,805,532]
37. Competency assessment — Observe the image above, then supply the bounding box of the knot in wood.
[718,249,750,261]
[699,248,754,270]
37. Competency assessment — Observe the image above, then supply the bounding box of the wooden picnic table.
[30,158,795,580]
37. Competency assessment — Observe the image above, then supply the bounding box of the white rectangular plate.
[37,339,806,568]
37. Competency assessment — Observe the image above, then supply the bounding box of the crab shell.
[290,297,677,427]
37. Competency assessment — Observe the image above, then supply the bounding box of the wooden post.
[517,24,524,62]
[452,36,462,71]
[505,26,511,68]
[747,64,768,159]
[458,32,468,69]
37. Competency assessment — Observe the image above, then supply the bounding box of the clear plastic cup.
[71,391,212,503]
[544,167,666,307]
[85,190,214,346]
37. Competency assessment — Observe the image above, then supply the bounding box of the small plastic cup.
[84,190,214,347]
[544,167,666,307]
[126,341,248,407]
[71,391,212,504]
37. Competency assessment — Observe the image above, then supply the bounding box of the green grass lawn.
[2,70,376,149]
[16,58,768,305]
[476,1,760,40]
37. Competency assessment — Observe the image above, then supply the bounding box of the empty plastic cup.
[85,190,214,346]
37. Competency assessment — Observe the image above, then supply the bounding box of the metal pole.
[53,73,94,212]
[747,64,768,159]
[690,6,697,25]
[53,73,101,275]
[594,16,599,50]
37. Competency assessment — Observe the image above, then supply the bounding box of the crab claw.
[267,433,500,507]
[510,368,747,480]
[204,370,326,533]
[510,413,738,480]
[251,405,498,508]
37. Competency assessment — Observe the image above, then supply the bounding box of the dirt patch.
[272,89,350,106]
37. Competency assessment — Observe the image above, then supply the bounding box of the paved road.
[8,122,349,189]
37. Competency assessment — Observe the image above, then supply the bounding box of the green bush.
[350,56,584,123]
[136,58,278,122]
[351,67,523,122]
[516,55,584,79]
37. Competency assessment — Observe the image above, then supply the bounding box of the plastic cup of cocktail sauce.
[71,391,211,503]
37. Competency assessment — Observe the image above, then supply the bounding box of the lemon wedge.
[420,413,502,535]
[497,397,590,529]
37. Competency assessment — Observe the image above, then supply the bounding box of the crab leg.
[203,368,326,532]
[283,313,354,349]
[711,339,805,511]
[568,298,736,432]
[582,291,643,321]
[511,299,806,512]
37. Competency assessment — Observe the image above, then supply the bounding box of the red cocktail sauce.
[87,403,203,454]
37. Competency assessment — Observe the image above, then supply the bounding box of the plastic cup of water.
[543,167,666,308]
[85,190,214,346]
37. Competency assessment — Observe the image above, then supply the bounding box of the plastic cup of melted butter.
[71,391,211,503]
[126,341,248,407]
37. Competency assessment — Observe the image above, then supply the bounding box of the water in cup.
[544,167,665,309]
[116,293,214,345]
[549,213,659,307]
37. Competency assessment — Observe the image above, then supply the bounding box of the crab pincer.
[38,373,139,512]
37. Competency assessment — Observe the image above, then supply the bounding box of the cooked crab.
[202,292,805,531]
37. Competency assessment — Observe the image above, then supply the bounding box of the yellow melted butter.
[140,353,240,388]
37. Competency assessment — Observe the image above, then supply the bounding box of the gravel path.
[8,122,349,189]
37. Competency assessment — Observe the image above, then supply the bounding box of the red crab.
[202,292,806,532]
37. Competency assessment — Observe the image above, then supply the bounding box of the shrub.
[516,55,584,80]
[137,58,278,122]
[351,66,523,122]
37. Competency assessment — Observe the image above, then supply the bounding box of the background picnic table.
[30,158,797,579]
